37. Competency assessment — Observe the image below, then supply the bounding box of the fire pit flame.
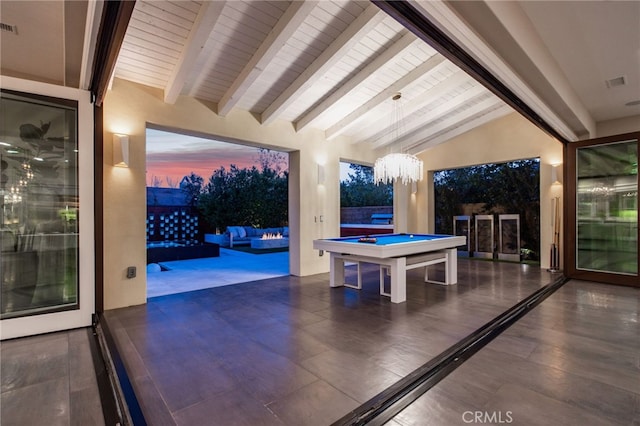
[261,232,283,240]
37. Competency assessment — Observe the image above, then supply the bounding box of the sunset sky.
[146,128,357,187]
[145,128,287,187]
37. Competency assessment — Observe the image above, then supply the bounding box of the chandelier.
[374,93,423,185]
[374,153,423,185]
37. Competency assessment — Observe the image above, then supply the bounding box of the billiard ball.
[409,234,414,238]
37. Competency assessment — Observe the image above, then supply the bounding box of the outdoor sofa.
[205,226,289,247]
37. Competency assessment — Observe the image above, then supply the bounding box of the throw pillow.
[237,226,247,239]
[226,226,239,238]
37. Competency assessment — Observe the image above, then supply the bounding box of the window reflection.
[1,90,79,318]
[576,140,638,275]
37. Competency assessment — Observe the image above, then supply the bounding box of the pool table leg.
[329,252,345,288]
[389,257,407,303]
[445,248,458,284]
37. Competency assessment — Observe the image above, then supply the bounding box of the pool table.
[313,233,466,303]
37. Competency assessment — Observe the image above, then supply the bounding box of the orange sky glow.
[146,129,288,187]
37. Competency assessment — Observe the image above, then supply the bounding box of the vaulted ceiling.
[110,0,509,154]
[2,1,638,155]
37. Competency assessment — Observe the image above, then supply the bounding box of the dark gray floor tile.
[68,329,99,392]
[451,346,639,424]
[248,323,332,362]
[301,350,402,403]
[111,326,151,380]
[173,388,285,426]
[144,347,238,412]
[482,383,619,426]
[0,377,69,426]
[71,385,105,426]
[125,323,204,361]
[224,345,319,404]
[267,302,328,327]
[477,331,539,359]
[367,342,436,377]
[302,319,395,358]
[132,375,176,426]
[266,380,360,426]
[392,387,480,426]
[1,333,69,393]
[528,341,640,394]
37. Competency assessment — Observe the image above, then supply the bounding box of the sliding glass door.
[567,133,639,286]
[1,77,94,339]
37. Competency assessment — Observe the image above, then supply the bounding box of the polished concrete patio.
[103,259,640,425]
[147,248,289,298]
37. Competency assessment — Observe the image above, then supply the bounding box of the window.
[1,89,79,319]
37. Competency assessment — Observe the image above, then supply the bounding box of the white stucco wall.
[102,78,375,310]
[408,112,564,270]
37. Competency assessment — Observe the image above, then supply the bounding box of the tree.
[434,159,540,260]
[180,172,204,206]
[165,176,179,188]
[256,148,287,175]
[340,164,392,207]
[197,163,288,231]
[148,175,163,187]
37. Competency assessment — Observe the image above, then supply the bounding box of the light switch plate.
[126,266,136,279]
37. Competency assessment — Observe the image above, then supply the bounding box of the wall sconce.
[113,134,130,167]
[551,164,562,185]
[317,164,325,185]
[411,181,417,194]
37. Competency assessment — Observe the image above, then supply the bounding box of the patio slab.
[146,248,289,298]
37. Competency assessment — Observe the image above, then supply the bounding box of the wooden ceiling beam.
[369,84,489,149]
[357,70,470,144]
[294,30,418,132]
[164,1,225,104]
[260,4,385,126]
[217,1,317,117]
[373,0,571,144]
[325,53,445,140]
[407,105,512,154]
[397,97,507,150]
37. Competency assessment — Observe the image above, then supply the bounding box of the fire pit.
[250,234,289,249]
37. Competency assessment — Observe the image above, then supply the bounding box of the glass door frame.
[565,131,639,287]
[0,76,95,339]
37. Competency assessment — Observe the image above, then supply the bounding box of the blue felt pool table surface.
[327,233,451,245]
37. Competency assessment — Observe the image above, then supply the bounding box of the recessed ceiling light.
[0,142,11,146]
[625,100,640,107]
[33,157,44,161]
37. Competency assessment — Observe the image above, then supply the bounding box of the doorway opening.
[339,161,393,237]
[145,128,290,298]
[434,158,540,263]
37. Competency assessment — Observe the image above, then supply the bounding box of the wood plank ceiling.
[113,0,511,154]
